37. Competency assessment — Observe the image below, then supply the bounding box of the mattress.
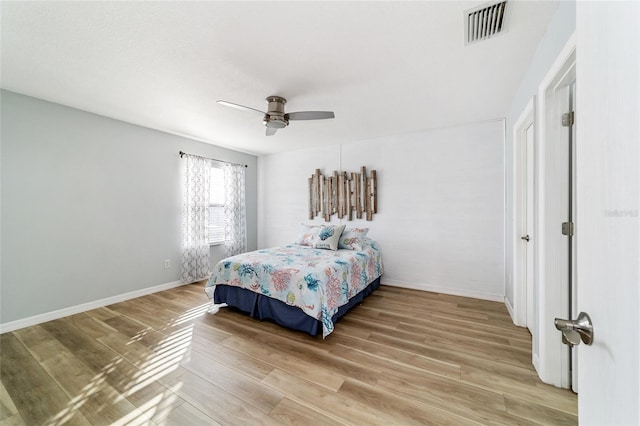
[205,240,383,337]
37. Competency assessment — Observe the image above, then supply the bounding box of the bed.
[204,235,383,337]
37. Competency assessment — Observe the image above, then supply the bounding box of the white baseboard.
[505,296,516,323]
[0,280,186,334]
[382,279,504,302]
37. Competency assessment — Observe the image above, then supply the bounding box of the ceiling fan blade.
[266,127,277,136]
[287,111,335,121]
[217,100,265,114]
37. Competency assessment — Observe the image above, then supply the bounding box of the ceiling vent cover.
[465,1,507,45]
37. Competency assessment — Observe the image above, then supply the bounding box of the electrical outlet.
[164,259,171,269]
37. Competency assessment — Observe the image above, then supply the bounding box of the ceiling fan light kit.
[217,95,335,136]
[263,96,288,129]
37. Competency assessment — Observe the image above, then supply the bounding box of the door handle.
[554,312,593,346]
[521,235,530,241]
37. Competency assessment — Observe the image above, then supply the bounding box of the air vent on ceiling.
[464,1,507,45]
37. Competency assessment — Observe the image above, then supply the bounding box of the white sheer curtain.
[181,154,213,283]
[223,163,247,257]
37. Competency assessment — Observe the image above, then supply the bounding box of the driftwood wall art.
[308,167,377,221]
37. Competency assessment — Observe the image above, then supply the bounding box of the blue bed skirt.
[213,276,381,336]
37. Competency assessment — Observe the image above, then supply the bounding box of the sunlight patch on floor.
[42,301,205,425]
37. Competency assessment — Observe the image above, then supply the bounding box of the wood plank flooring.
[0,282,577,425]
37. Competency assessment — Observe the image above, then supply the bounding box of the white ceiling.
[1,1,558,155]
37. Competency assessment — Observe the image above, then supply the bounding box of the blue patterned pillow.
[338,227,370,250]
[313,225,346,251]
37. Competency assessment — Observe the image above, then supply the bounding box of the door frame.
[512,97,535,329]
[533,32,576,388]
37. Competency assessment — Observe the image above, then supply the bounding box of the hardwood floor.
[1,282,577,425]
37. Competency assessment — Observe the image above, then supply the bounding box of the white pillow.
[338,227,370,250]
[295,223,321,246]
[313,225,346,251]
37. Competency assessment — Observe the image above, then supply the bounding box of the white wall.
[259,120,505,301]
[0,90,258,326]
[501,1,574,372]
[504,2,575,308]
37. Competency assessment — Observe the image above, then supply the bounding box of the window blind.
[208,166,225,244]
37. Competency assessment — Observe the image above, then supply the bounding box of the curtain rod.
[179,151,248,168]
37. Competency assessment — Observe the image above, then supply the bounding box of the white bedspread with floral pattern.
[206,240,383,337]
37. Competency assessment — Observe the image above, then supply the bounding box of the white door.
[575,2,639,424]
[513,99,535,331]
[524,123,535,332]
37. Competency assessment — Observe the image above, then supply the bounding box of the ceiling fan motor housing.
[263,96,289,128]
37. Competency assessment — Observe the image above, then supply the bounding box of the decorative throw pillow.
[313,225,346,251]
[338,227,370,251]
[295,223,321,246]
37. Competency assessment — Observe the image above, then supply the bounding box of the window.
[208,166,225,245]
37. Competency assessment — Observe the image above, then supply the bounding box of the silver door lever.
[554,312,593,346]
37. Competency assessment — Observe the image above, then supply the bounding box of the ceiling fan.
[217,96,335,136]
